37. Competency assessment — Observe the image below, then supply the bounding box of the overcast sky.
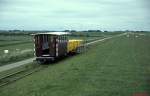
[0,0,149,31]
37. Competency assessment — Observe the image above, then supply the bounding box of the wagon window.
[63,35,65,42]
[42,35,44,42]
[65,35,66,41]
[45,35,47,42]
[44,35,47,42]
[57,36,59,43]
[63,36,65,42]
[43,35,45,42]
[50,36,53,42]
[49,35,51,41]
[61,36,63,42]
[65,35,68,41]
[47,35,48,41]
[36,35,38,44]
[44,35,46,42]
[46,35,47,41]
[60,36,62,43]
[38,35,40,44]
[63,35,66,42]
[34,36,37,44]
[61,36,64,42]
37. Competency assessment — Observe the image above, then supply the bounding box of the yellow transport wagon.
[67,39,83,53]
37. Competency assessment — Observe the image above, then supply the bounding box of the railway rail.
[0,64,48,87]
[0,38,99,88]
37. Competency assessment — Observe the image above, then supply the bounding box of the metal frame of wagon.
[32,32,70,63]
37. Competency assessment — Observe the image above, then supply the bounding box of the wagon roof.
[32,32,70,36]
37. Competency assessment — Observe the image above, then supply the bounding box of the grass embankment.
[0,35,34,66]
[0,43,34,66]
[0,33,150,96]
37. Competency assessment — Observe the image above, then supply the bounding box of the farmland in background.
[0,33,33,66]
[0,32,149,96]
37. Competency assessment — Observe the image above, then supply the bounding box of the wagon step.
[42,54,50,57]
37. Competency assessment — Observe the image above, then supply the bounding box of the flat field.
[0,32,149,96]
[0,34,34,66]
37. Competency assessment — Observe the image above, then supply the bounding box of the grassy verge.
[0,51,34,66]
[0,33,149,96]
[0,34,33,66]
[0,62,37,78]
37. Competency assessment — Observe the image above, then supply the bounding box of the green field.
[0,34,34,66]
[0,32,149,96]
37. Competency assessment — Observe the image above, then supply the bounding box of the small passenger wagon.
[33,32,69,63]
[32,32,83,63]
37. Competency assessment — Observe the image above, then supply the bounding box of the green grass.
[0,42,34,66]
[0,34,34,66]
[0,35,32,41]
[0,62,37,78]
[0,33,150,96]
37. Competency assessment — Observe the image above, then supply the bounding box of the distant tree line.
[0,30,149,36]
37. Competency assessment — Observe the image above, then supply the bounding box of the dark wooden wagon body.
[33,32,69,63]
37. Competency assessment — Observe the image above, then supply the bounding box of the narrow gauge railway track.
[0,39,98,88]
[0,33,126,88]
[0,64,48,87]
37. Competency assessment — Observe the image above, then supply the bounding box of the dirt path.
[85,33,127,45]
[0,33,126,73]
[0,58,35,72]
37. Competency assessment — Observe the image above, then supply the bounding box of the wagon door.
[34,35,42,57]
[49,36,56,57]
[41,34,49,56]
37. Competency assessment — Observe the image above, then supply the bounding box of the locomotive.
[32,32,83,63]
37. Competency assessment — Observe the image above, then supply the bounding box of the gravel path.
[86,33,126,45]
[0,58,35,72]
